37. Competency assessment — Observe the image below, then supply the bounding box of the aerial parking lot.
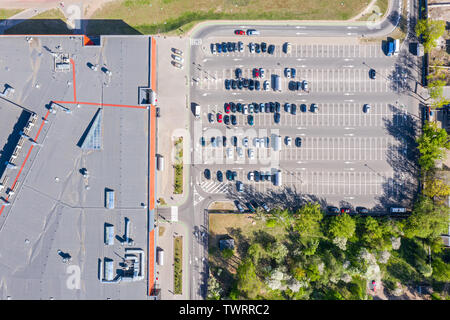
[190,34,419,213]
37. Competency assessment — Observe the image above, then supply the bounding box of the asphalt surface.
[180,0,423,300]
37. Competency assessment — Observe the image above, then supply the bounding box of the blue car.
[216,43,222,53]
[291,68,296,78]
[225,79,231,90]
[222,42,227,52]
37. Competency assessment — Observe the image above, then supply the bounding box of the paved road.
[177,0,422,300]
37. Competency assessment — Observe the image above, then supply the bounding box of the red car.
[217,113,223,123]
[224,104,231,113]
[371,280,376,291]
[340,208,351,214]
[234,30,245,35]
[253,68,260,78]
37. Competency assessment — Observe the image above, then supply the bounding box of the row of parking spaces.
[203,103,407,127]
[207,43,386,59]
[194,68,395,93]
[197,136,403,163]
[280,136,404,161]
[198,170,402,196]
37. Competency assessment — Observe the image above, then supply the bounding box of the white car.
[248,148,255,159]
[284,42,292,54]
[226,148,234,159]
[263,136,270,147]
[243,137,249,148]
[364,104,371,113]
[243,104,248,115]
[236,147,244,158]
[172,54,184,63]
[249,42,255,53]
[210,43,217,54]
[253,137,259,147]
[247,29,260,35]
[303,80,308,91]
[248,171,254,181]
[208,113,215,123]
[284,68,291,78]
[285,136,292,146]
[263,80,270,91]
[260,68,265,78]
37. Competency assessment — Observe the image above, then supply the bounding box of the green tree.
[404,196,450,239]
[423,175,450,203]
[431,257,450,282]
[221,248,234,259]
[236,258,263,299]
[293,203,324,237]
[427,67,450,108]
[415,19,446,53]
[327,213,356,240]
[416,121,450,172]
[266,242,289,264]
[247,243,264,265]
[361,217,384,248]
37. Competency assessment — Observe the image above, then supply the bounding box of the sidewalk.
[156,221,190,300]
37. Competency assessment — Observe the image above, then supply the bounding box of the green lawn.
[4,9,72,35]
[173,236,183,294]
[173,137,183,194]
[89,0,373,35]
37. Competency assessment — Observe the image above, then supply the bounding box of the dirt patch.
[208,201,236,212]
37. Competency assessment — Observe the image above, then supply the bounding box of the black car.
[275,102,281,113]
[369,69,376,79]
[217,170,223,182]
[248,79,255,90]
[274,112,280,124]
[235,68,242,78]
[289,80,296,91]
[328,206,340,214]
[224,115,230,125]
[250,200,259,208]
[255,43,261,53]
[221,42,227,52]
[254,103,259,113]
[237,103,243,113]
[269,102,275,113]
[222,136,227,147]
[246,202,256,213]
[232,171,237,180]
[255,80,260,91]
[295,137,302,147]
[227,42,233,51]
[268,44,275,54]
[243,78,249,87]
[254,171,260,182]
[230,102,237,113]
[200,136,206,146]
[291,104,297,115]
[265,103,270,113]
[231,115,237,125]
[226,170,233,181]
[232,136,238,146]
[231,79,237,89]
[204,168,211,179]
[238,80,243,89]
[225,79,231,90]
[300,104,307,112]
[356,207,369,214]
[261,42,267,52]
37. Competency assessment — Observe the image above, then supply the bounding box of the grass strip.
[173,236,183,294]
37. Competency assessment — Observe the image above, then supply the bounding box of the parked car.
[295,137,302,147]
[284,103,291,113]
[255,80,260,91]
[235,68,242,78]
[236,181,243,192]
[291,104,297,115]
[260,68,265,78]
[235,200,245,212]
[274,112,280,124]
[231,115,237,125]
[208,113,215,123]
[248,171,255,181]
[263,80,270,91]
[261,42,267,52]
[300,104,307,112]
[172,48,183,55]
[369,69,376,79]
[224,115,230,125]
[235,29,245,35]
[238,41,244,52]
[248,115,254,125]
[283,42,292,54]
[364,104,371,113]
[204,169,211,179]
[268,44,275,54]
[303,80,308,91]
[243,137,249,148]
[253,68,260,78]
[217,170,223,182]
[284,67,291,78]
[311,103,318,113]
[340,208,351,214]
[285,136,292,146]
[225,79,231,90]
[328,206,340,214]
[246,29,260,35]
[261,202,270,212]
[356,207,369,214]
[210,43,216,54]
[291,68,296,78]
[217,112,223,123]
[248,148,255,159]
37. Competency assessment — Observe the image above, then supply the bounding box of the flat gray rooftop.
[0,35,151,299]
